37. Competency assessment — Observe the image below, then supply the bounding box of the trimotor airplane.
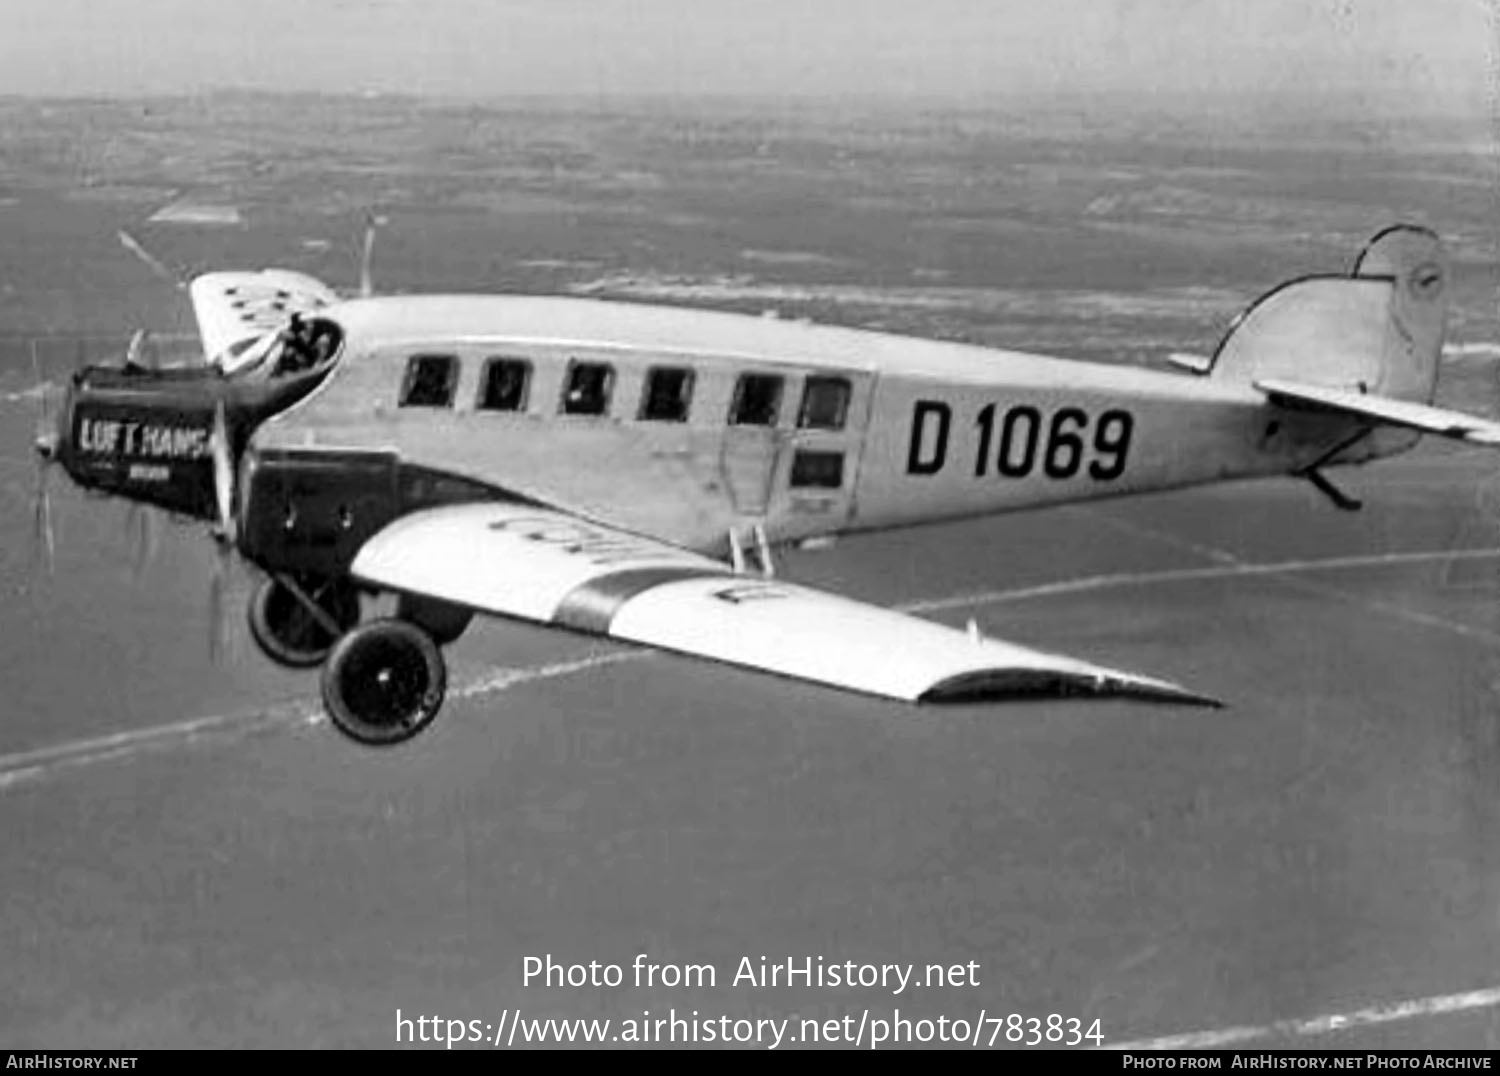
[27,222,1500,746]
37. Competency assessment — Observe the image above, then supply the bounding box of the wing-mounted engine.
[236,451,502,577]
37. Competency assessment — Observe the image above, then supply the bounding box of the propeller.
[209,398,236,545]
[207,555,236,664]
[119,329,161,581]
[117,230,187,291]
[29,340,57,576]
[205,398,241,662]
[124,502,158,583]
[357,213,386,299]
[123,328,155,371]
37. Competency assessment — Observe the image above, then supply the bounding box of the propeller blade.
[205,396,240,662]
[118,230,186,290]
[209,399,235,544]
[125,502,157,583]
[124,329,154,370]
[31,457,54,576]
[29,340,49,435]
[207,550,229,663]
[28,339,57,576]
[205,539,255,665]
[357,213,386,298]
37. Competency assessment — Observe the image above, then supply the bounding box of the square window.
[561,361,614,416]
[729,373,783,426]
[639,366,695,422]
[478,358,531,412]
[400,354,459,407]
[790,449,844,489]
[798,376,852,430]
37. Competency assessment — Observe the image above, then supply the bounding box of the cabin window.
[790,449,845,489]
[639,366,695,422]
[478,357,531,412]
[798,376,852,430]
[729,373,783,427]
[561,361,615,416]
[400,354,459,408]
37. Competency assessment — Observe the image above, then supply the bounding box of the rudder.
[1208,224,1446,405]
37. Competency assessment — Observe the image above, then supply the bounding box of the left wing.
[189,270,340,372]
[349,503,1218,707]
[1257,378,1500,446]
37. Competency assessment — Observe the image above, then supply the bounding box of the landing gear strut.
[247,574,362,668]
[320,618,447,746]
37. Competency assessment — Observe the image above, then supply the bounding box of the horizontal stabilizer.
[350,504,1219,708]
[1256,378,1500,446]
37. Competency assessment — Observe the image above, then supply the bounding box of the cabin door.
[767,370,874,540]
[719,425,781,519]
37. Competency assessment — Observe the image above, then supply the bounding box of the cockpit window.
[400,354,460,408]
[272,314,342,376]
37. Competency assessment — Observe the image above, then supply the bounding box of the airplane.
[26,221,1500,747]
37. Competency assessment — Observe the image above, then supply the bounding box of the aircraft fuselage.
[232,293,1401,564]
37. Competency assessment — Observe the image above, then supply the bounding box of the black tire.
[247,575,361,668]
[396,594,473,646]
[320,618,446,746]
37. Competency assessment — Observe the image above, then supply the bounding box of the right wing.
[349,503,1219,707]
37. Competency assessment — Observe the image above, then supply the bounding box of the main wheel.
[320,618,446,746]
[247,575,361,668]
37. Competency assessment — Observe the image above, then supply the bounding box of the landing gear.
[247,574,362,668]
[320,618,447,746]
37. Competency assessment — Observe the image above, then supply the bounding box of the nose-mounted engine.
[46,360,332,524]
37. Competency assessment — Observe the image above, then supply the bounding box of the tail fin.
[1207,224,1446,405]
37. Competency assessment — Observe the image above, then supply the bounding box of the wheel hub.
[320,618,448,747]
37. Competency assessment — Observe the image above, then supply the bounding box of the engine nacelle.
[55,362,330,520]
[238,448,498,577]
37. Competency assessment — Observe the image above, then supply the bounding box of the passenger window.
[639,366,694,422]
[729,373,783,427]
[798,376,852,430]
[561,361,615,416]
[790,450,845,489]
[478,357,531,412]
[400,354,459,408]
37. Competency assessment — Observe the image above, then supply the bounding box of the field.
[1,91,1498,1049]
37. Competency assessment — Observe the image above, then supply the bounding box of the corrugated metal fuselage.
[248,295,1399,557]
